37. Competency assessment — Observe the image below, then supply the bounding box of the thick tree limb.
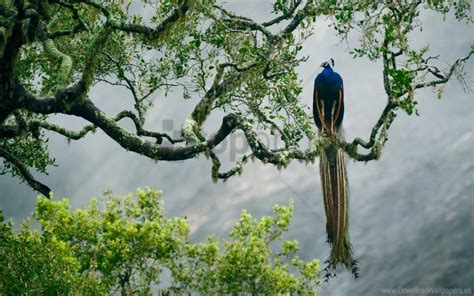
[0,147,51,197]
[2,0,472,195]
[69,99,239,160]
[28,112,182,144]
[0,125,20,138]
[43,38,73,89]
[20,87,236,159]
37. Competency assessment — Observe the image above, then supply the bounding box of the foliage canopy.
[0,0,472,195]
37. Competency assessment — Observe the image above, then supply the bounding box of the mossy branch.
[1,0,472,193]
[43,38,73,90]
[0,146,51,196]
[81,27,111,93]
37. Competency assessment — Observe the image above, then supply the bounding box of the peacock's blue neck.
[322,67,334,75]
[318,67,341,86]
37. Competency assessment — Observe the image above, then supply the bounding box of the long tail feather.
[319,138,359,280]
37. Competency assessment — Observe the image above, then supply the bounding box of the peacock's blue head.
[320,58,335,69]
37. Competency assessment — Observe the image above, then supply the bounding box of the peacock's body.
[313,59,359,280]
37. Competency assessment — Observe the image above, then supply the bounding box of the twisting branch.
[28,110,183,144]
[332,0,473,163]
[209,150,253,181]
[339,49,472,162]
[414,49,474,90]
[73,0,192,39]
[48,0,89,38]
[0,125,21,138]
[349,100,397,151]
[215,0,315,41]
[2,0,472,195]
[64,98,240,161]
[183,61,262,145]
[209,123,319,181]
[239,120,319,166]
[262,0,303,27]
[342,102,397,161]
[113,111,183,144]
[29,120,96,140]
[281,1,317,35]
[0,147,51,197]
[81,26,112,91]
[219,15,275,40]
[101,51,148,123]
[42,36,73,90]
[190,62,257,126]
[334,37,398,160]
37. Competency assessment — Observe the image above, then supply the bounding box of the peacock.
[313,58,359,280]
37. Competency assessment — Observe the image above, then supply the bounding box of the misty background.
[1,1,473,295]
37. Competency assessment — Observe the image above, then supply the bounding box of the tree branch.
[24,106,183,144]
[414,49,473,89]
[219,16,275,40]
[48,0,89,39]
[72,0,192,39]
[29,120,96,140]
[3,0,471,195]
[262,0,303,27]
[0,147,51,197]
[67,98,239,161]
[112,111,183,144]
[0,125,21,138]
[280,1,316,35]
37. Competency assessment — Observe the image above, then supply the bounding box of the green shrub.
[0,188,319,295]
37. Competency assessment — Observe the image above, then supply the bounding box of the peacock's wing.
[313,76,344,133]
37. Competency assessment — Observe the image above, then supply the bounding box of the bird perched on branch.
[313,58,359,280]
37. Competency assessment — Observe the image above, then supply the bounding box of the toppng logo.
[380,287,472,295]
[161,119,309,161]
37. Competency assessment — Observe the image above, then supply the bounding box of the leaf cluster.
[0,188,319,295]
